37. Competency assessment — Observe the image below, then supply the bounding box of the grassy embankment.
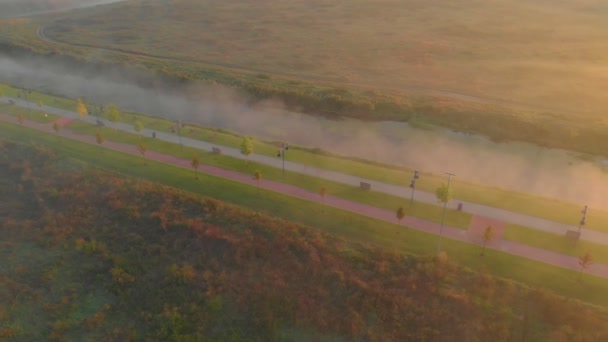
[504,224,608,264]
[1,120,608,308]
[2,82,608,233]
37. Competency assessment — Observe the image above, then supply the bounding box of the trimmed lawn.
[1,120,608,308]
[66,120,473,229]
[504,224,608,264]
[0,103,60,123]
[3,81,608,232]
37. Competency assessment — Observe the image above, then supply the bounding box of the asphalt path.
[3,96,608,247]
[2,111,607,279]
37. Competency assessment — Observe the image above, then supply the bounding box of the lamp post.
[408,170,420,209]
[578,205,588,233]
[436,172,455,255]
[277,142,289,176]
[175,119,183,151]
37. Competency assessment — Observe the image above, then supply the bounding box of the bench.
[565,230,580,240]
[212,147,222,155]
[360,182,371,191]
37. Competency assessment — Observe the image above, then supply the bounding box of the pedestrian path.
[3,96,607,246]
[2,112,607,279]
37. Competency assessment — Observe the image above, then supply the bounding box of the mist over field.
[0,0,123,18]
[1,55,607,210]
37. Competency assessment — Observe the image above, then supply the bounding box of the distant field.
[39,0,608,117]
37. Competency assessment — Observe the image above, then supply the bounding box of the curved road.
[2,111,607,280]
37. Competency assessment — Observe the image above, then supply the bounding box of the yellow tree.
[253,170,262,192]
[396,207,405,225]
[578,252,593,281]
[17,114,24,125]
[52,121,60,134]
[240,136,253,163]
[481,225,494,256]
[105,104,121,122]
[96,131,104,145]
[138,143,147,165]
[191,154,201,179]
[319,186,327,205]
[76,98,88,118]
[134,120,144,133]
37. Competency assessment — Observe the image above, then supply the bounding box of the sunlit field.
[39,0,608,117]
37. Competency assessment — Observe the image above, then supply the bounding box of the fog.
[1,55,607,210]
[0,0,124,18]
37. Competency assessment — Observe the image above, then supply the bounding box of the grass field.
[2,119,608,308]
[3,2,608,157]
[3,81,608,233]
[34,0,608,117]
[504,224,608,264]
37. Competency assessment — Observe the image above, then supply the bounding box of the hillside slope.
[1,140,608,341]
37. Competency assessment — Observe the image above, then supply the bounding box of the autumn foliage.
[1,140,608,341]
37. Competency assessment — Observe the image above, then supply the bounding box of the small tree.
[96,131,104,145]
[191,154,201,179]
[319,186,327,205]
[37,100,43,109]
[52,121,61,134]
[435,183,453,204]
[240,136,253,163]
[253,170,262,191]
[138,143,147,164]
[578,252,593,281]
[105,104,121,122]
[134,120,144,133]
[17,114,24,125]
[396,207,405,225]
[481,225,494,256]
[77,98,88,118]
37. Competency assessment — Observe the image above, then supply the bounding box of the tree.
[105,104,121,122]
[138,143,147,165]
[253,170,262,191]
[481,225,494,256]
[17,114,24,125]
[37,100,43,109]
[578,252,593,280]
[435,183,453,203]
[77,98,88,118]
[134,120,144,133]
[319,186,327,205]
[396,207,405,224]
[52,121,60,134]
[240,136,253,163]
[96,131,104,145]
[191,154,201,179]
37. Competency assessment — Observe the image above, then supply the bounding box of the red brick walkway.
[3,113,608,279]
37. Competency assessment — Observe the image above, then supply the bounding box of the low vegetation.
[2,140,608,341]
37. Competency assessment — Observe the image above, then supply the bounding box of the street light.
[173,119,183,151]
[578,205,588,233]
[436,172,455,255]
[277,142,289,176]
[408,170,420,208]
